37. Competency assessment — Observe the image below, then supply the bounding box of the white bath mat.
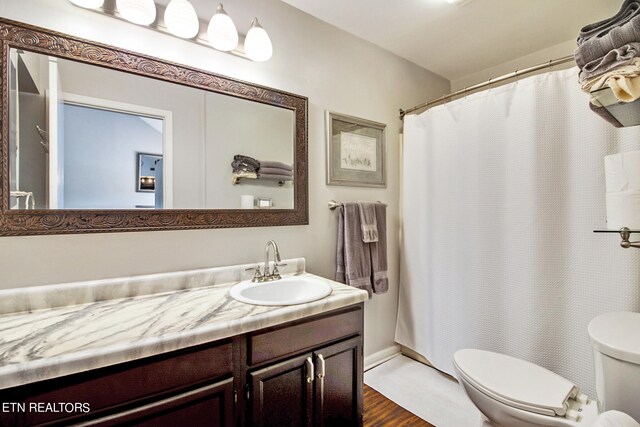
[364,354,485,427]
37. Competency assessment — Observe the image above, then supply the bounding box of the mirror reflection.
[9,49,295,210]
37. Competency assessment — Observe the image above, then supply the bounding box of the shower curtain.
[396,67,640,397]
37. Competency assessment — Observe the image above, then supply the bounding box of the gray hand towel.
[575,16,640,68]
[259,161,293,171]
[357,202,378,243]
[370,203,388,294]
[577,0,640,45]
[336,202,373,297]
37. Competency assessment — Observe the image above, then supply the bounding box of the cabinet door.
[82,377,234,427]
[249,353,314,427]
[314,336,363,427]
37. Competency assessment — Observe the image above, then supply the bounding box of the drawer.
[0,340,232,426]
[248,305,363,365]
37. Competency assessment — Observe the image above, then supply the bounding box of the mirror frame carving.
[0,18,308,236]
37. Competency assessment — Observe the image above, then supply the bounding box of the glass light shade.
[69,0,104,8]
[244,18,273,62]
[164,0,199,39]
[207,4,238,51]
[116,0,156,25]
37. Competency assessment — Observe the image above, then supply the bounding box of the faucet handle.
[245,265,263,282]
[271,262,287,280]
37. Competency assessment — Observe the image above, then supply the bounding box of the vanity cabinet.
[0,304,363,427]
[247,304,364,427]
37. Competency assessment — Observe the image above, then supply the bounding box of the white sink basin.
[229,275,333,306]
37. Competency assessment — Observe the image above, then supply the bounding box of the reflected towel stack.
[605,150,640,229]
[257,161,293,182]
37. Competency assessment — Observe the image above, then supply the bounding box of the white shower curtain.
[396,67,640,397]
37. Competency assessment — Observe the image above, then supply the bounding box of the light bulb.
[116,0,156,26]
[244,18,272,62]
[207,4,238,51]
[164,0,199,39]
[69,0,104,8]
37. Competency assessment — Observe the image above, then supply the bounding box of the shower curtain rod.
[399,55,575,119]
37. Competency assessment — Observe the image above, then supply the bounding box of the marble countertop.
[0,259,368,390]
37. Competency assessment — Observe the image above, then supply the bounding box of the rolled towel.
[258,166,293,176]
[577,0,640,45]
[259,160,292,171]
[579,45,640,82]
[575,15,640,69]
[257,173,293,182]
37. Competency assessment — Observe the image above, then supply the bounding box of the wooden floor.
[363,385,435,427]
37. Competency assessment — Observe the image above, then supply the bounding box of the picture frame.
[326,111,386,187]
[136,152,162,192]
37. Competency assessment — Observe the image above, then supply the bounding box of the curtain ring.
[488,78,493,90]
[514,69,519,83]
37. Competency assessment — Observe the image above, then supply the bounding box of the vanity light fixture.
[68,0,274,62]
[69,0,104,8]
[116,0,157,26]
[207,4,239,52]
[244,18,273,62]
[164,0,199,39]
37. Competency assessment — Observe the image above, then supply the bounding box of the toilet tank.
[588,312,640,423]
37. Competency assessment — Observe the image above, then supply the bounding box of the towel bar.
[328,200,385,210]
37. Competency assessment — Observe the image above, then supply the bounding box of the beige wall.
[451,39,576,91]
[0,0,450,358]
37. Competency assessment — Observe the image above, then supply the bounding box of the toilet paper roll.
[241,195,254,209]
[604,150,640,193]
[606,190,640,229]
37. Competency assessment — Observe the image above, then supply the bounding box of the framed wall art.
[326,111,386,187]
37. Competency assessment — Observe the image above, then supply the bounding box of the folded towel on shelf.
[357,202,378,243]
[585,72,640,102]
[259,160,293,171]
[256,173,293,182]
[231,172,257,185]
[577,0,640,45]
[580,46,640,82]
[336,202,388,297]
[575,15,640,68]
[258,166,293,176]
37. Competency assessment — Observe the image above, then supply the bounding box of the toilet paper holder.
[594,227,640,249]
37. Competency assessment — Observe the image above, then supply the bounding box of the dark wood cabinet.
[314,337,363,427]
[250,354,314,427]
[247,305,364,427]
[0,304,363,427]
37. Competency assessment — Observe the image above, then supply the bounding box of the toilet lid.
[454,349,577,417]
[588,312,640,365]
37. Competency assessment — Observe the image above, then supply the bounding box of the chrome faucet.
[263,240,282,281]
[246,240,286,282]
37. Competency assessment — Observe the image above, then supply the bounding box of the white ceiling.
[279,0,620,81]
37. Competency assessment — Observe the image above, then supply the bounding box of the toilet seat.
[454,349,579,418]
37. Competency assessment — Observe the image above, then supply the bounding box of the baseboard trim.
[364,345,401,371]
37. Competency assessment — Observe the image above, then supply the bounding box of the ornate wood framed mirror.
[0,18,308,235]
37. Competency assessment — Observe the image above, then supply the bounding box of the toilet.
[453,311,640,427]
